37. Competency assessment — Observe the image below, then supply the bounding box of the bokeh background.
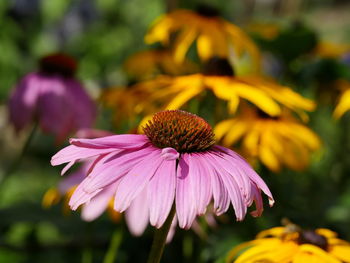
[0,0,350,262]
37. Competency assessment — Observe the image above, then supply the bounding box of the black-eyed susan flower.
[334,80,350,119]
[215,105,321,172]
[226,225,350,263]
[124,48,198,80]
[145,6,261,71]
[130,58,315,118]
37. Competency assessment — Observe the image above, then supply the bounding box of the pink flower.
[51,110,274,230]
[8,53,96,143]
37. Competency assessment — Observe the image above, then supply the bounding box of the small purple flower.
[8,53,96,143]
[51,110,274,229]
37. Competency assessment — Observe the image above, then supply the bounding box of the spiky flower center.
[143,110,215,153]
[298,230,328,250]
[39,53,77,77]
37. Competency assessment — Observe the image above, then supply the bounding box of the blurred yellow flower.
[226,226,350,263]
[124,49,198,80]
[145,7,261,71]
[334,80,350,119]
[215,105,321,172]
[130,58,315,118]
[100,86,157,128]
[314,42,350,58]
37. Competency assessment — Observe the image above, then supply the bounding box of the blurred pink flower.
[51,110,274,230]
[8,53,96,143]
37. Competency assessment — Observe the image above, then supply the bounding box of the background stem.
[147,205,176,263]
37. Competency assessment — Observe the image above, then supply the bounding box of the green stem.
[82,222,93,263]
[147,205,176,263]
[103,227,123,263]
[1,123,37,182]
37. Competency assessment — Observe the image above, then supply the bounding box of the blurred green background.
[0,0,350,262]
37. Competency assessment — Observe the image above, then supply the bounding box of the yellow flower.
[226,226,350,263]
[334,80,350,119]
[214,105,321,172]
[124,49,198,80]
[130,58,315,118]
[314,42,350,58]
[100,86,157,128]
[145,7,261,72]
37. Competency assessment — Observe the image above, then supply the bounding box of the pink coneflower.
[8,53,96,143]
[51,110,274,230]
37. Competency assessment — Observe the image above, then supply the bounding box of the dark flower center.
[143,110,215,153]
[256,109,280,120]
[298,230,328,251]
[196,4,220,17]
[39,53,77,77]
[203,57,235,76]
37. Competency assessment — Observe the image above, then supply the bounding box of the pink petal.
[206,153,246,221]
[188,153,212,215]
[175,154,196,229]
[213,145,274,206]
[148,159,176,228]
[66,79,96,130]
[166,217,177,243]
[8,73,40,131]
[208,150,251,204]
[70,134,149,149]
[125,188,149,236]
[160,147,180,160]
[58,163,87,192]
[81,183,117,221]
[114,149,162,212]
[69,183,102,210]
[206,162,230,215]
[82,147,155,193]
[51,144,117,166]
[249,185,264,217]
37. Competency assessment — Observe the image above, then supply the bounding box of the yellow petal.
[42,188,61,208]
[173,27,198,63]
[293,250,326,263]
[256,227,286,239]
[233,82,281,116]
[259,131,281,172]
[214,119,236,141]
[333,88,350,119]
[299,244,341,263]
[316,229,338,239]
[222,120,247,146]
[330,245,350,262]
[165,86,203,110]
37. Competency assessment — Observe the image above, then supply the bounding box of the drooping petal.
[81,147,154,193]
[176,154,196,229]
[114,149,163,212]
[148,159,176,228]
[214,145,274,206]
[125,188,149,236]
[189,153,212,215]
[69,134,149,149]
[81,183,117,221]
[51,144,117,166]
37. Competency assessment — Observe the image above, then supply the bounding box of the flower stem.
[1,123,37,182]
[147,205,176,263]
[103,227,123,263]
